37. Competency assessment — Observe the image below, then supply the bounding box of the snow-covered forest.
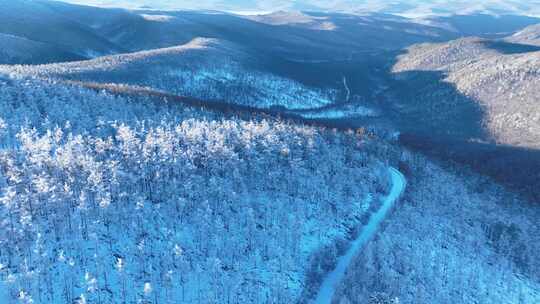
[1,2,540,303]
[0,38,340,112]
[333,153,540,304]
[0,75,392,303]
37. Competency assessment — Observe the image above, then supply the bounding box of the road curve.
[313,167,407,304]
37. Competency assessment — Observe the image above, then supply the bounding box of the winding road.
[313,167,407,304]
[342,76,351,102]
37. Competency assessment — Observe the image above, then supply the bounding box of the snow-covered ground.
[313,167,406,304]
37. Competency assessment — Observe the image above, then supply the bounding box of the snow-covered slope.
[0,0,122,62]
[392,37,501,71]
[386,35,540,202]
[0,33,84,64]
[0,74,392,304]
[392,36,540,149]
[245,11,338,30]
[506,23,540,46]
[0,38,357,115]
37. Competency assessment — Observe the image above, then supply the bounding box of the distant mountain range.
[57,0,540,17]
[0,0,457,64]
[3,0,539,64]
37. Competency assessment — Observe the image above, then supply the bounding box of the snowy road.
[342,76,351,102]
[313,167,407,304]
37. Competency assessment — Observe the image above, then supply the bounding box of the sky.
[58,0,540,17]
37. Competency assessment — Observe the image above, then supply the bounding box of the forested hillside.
[0,75,393,303]
[387,36,540,200]
[392,37,540,148]
[507,23,540,46]
[1,38,343,113]
[333,153,540,303]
